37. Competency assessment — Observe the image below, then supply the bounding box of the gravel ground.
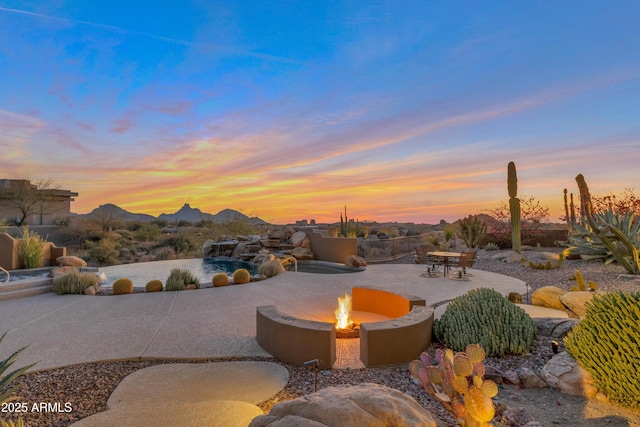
[3,249,640,427]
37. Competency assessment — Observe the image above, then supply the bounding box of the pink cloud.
[110,117,134,133]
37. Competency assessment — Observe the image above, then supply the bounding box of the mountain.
[81,204,155,222]
[157,203,213,223]
[77,203,268,225]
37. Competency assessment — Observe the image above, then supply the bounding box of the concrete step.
[0,277,51,292]
[0,283,52,301]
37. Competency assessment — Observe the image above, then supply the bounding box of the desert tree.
[6,174,58,226]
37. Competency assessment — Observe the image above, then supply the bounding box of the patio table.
[427,251,462,276]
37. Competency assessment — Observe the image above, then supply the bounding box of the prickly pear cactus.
[434,288,536,357]
[564,291,640,409]
[410,344,497,426]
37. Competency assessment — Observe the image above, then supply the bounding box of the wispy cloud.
[0,6,302,64]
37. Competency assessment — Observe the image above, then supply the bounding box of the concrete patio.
[0,263,528,371]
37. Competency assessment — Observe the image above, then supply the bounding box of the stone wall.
[0,232,66,270]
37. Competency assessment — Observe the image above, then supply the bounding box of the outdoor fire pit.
[256,286,434,368]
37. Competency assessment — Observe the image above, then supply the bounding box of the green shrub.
[1,331,36,427]
[51,271,100,295]
[564,291,640,408]
[17,227,45,269]
[434,288,536,357]
[85,238,119,266]
[484,243,499,251]
[112,278,134,295]
[166,268,200,291]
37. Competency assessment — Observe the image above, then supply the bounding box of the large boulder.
[249,383,437,427]
[540,351,598,398]
[534,318,579,339]
[559,291,606,318]
[530,286,566,311]
[290,231,308,248]
[56,256,87,268]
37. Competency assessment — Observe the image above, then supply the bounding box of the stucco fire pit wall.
[360,305,434,368]
[352,286,426,318]
[256,305,336,369]
[256,287,433,369]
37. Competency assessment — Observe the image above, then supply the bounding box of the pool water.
[100,258,257,287]
[99,258,363,288]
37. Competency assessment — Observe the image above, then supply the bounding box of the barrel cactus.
[564,291,640,409]
[212,273,229,287]
[112,278,134,295]
[145,279,163,292]
[435,288,536,357]
[233,268,251,285]
[410,344,497,426]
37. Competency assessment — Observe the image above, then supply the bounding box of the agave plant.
[567,209,640,271]
[1,332,36,427]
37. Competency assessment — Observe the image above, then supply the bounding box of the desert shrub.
[483,242,499,251]
[157,234,197,255]
[564,291,640,409]
[85,238,119,266]
[145,279,163,292]
[134,223,161,241]
[17,227,45,269]
[52,271,99,295]
[154,246,176,260]
[435,288,536,357]
[112,278,134,295]
[166,268,200,291]
[457,215,487,249]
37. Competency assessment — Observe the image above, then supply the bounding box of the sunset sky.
[1,2,639,224]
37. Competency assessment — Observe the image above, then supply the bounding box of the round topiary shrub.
[233,268,251,285]
[112,278,134,295]
[434,288,536,357]
[212,273,229,287]
[564,291,640,409]
[145,279,163,292]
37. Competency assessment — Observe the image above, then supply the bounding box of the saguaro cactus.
[508,161,521,253]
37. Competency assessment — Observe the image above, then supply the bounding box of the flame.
[335,293,353,329]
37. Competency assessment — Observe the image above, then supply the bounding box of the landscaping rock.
[291,247,314,260]
[517,367,547,389]
[83,285,99,296]
[534,318,579,338]
[502,406,536,426]
[56,255,87,267]
[492,251,524,264]
[249,383,437,427]
[344,255,367,268]
[559,290,605,318]
[49,266,75,277]
[503,370,521,385]
[530,286,566,311]
[540,351,598,398]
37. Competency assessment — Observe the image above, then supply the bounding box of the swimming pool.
[100,258,257,287]
[99,258,364,287]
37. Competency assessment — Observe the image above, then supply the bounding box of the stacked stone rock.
[201,228,315,263]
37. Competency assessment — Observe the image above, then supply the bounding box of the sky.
[1,1,639,224]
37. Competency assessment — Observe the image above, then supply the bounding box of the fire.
[335,293,353,329]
